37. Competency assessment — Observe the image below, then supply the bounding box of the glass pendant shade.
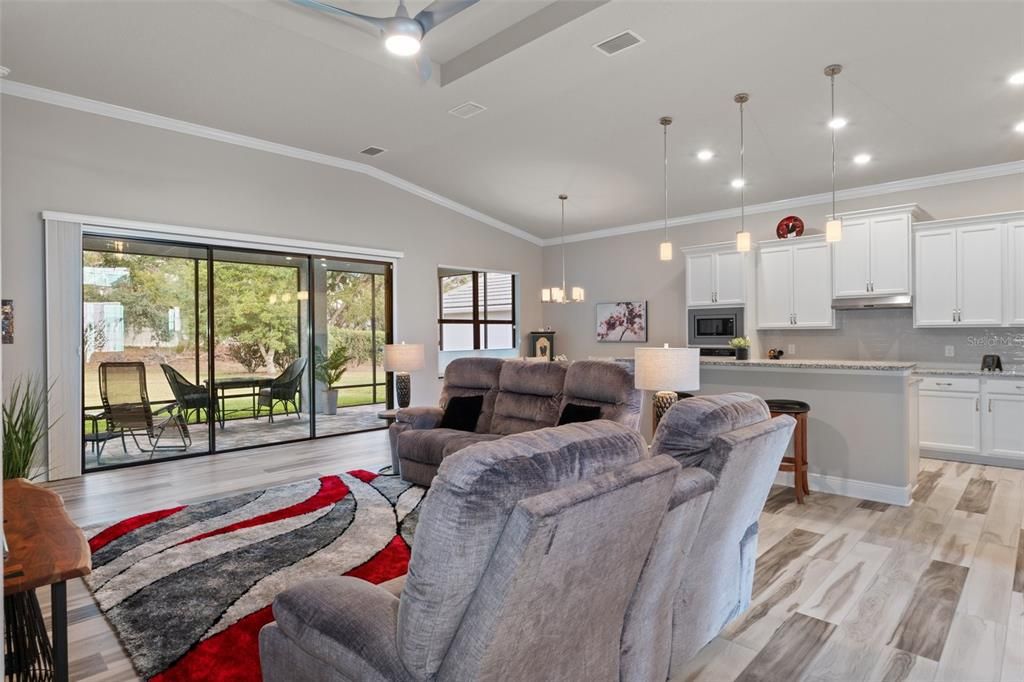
[551,287,565,303]
[825,218,843,243]
[659,242,673,261]
[736,231,752,252]
[541,288,551,302]
[571,287,585,302]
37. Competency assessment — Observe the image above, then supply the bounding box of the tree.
[213,262,299,374]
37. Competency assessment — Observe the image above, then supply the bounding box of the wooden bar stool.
[766,399,811,504]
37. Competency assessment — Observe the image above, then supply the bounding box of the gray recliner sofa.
[389,357,641,485]
[259,420,690,682]
[632,392,797,677]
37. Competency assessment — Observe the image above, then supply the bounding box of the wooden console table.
[3,479,92,682]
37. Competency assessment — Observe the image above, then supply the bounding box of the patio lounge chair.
[257,357,307,423]
[99,361,191,457]
[161,364,216,426]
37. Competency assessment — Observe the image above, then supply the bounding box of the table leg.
[51,581,68,682]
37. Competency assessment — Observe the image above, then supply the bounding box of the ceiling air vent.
[448,101,487,119]
[359,146,387,157]
[593,30,644,56]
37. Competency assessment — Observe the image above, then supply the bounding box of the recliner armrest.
[270,576,414,682]
[396,406,444,430]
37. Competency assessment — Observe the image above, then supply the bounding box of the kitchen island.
[698,358,919,505]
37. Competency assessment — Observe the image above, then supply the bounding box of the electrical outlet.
[787,344,796,355]
[945,345,956,358]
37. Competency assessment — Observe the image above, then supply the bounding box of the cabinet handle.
[975,397,979,411]
[988,399,992,412]
[936,382,953,386]
[867,281,870,293]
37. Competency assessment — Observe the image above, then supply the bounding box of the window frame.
[437,270,517,351]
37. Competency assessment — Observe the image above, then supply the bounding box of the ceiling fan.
[290,0,479,80]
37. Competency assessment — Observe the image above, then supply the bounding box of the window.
[438,269,516,351]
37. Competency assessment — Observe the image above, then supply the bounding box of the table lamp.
[634,345,701,428]
[383,342,425,408]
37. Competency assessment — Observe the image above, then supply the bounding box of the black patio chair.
[161,364,216,426]
[257,357,308,423]
[99,361,190,457]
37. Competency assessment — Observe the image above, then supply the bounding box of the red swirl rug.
[84,470,425,681]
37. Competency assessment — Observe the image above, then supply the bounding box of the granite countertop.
[699,358,918,372]
[913,365,1024,378]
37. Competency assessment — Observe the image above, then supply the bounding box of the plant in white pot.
[728,336,752,361]
[3,377,53,480]
[314,345,353,416]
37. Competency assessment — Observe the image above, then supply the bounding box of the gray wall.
[540,172,1024,366]
[0,96,543,410]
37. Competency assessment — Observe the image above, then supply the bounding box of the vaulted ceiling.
[2,1,1022,240]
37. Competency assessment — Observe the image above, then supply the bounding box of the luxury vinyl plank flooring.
[36,438,1024,682]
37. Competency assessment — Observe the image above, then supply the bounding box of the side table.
[4,479,91,682]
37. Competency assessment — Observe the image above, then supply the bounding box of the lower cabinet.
[983,381,1024,460]
[919,376,1024,465]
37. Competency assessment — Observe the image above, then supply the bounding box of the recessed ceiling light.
[828,117,847,130]
[1008,71,1024,85]
[731,178,745,189]
[1015,121,1024,134]
[697,149,714,161]
[853,153,872,165]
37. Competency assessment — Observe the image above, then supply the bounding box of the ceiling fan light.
[385,33,421,56]
[826,218,843,243]
[736,231,751,252]
[659,242,673,261]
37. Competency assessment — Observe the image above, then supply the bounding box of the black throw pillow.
[557,403,603,426]
[440,395,485,432]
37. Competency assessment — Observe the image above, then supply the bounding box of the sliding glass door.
[82,236,393,472]
[82,237,210,470]
[210,249,311,451]
[312,258,392,436]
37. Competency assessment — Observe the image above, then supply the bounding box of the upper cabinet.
[684,244,747,307]
[914,212,1023,328]
[756,235,835,329]
[832,205,927,298]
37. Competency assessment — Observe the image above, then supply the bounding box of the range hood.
[831,294,913,310]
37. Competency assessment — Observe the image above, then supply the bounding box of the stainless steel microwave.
[688,307,744,347]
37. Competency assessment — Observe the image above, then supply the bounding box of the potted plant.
[314,345,353,416]
[728,336,752,361]
[3,377,53,480]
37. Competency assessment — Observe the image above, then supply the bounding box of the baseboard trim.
[774,472,912,507]
[920,450,1024,471]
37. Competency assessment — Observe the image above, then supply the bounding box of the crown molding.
[1,80,545,247]
[541,160,1024,246]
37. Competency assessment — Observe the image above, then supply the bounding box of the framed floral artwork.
[596,301,647,343]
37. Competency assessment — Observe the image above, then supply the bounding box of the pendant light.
[824,64,843,243]
[658,116,674,261]
[542,194,584,303]
[734,93,751,252]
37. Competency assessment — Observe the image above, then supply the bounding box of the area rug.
[84,470,425,681]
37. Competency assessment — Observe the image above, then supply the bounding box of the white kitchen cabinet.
[1008,220,1024,325]
[918,378,981,455]
[918,376,1024,466]
[756,235,834,329]
[832,206,919,299]
[914,213,1023,328]
[684,244,746,307]
[915,229,958,326]
[982,382,1024,460]
[957,223,1003,325]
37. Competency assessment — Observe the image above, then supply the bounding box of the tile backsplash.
[757,309,1024,368]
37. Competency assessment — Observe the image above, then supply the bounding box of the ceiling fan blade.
[413,0,480,35]
[416,51,433,82]
[289,0,388,34]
